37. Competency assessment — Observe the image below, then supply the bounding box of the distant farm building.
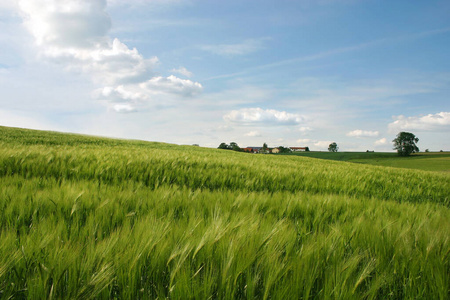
[290,147,308,152]
[243,147,262,153]
[243,146,307,154]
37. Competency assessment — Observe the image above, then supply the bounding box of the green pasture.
[282,151,450,172]
[0,126,449,299]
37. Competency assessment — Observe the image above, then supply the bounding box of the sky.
[1,0,449,151]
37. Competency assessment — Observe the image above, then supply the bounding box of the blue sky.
[1,0,449,151]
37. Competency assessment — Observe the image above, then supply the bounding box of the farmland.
[0,126,449,299]
[281,151,450,172]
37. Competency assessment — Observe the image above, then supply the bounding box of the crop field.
[0,126,449,299]
[281,151,450,172]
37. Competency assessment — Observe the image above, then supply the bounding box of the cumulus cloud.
[19,0,111,48]
[346,129,379,137]
[93,85,149,102]
[388,112,450,133]
[77,39,158,85]
[17,0,202,112]
[224,108,303,125]
[141,75,202,96]
[171,67,193,78]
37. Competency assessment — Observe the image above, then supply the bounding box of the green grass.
[0,126,449,299]
[281,151,450,172]
[350,153,450,172]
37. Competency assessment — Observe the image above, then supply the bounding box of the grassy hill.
[0,126,449,299]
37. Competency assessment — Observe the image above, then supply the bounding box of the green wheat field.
[0,126,449,299]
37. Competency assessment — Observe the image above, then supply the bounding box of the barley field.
[281,151,450,173]
[0,126,449,299]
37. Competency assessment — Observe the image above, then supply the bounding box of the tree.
[229,142,241,151]
[392,132,419,156]
[328,142,338,152]
[277,146,292,153]
[261,142,269,154]
[218,142,241,151]
[218,142,230,150]
[305,147,310,152]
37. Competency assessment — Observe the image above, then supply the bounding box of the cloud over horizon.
[388,112,450,133]
[346,129,380,138]
[2,0,448,150]
[17,0,202,112]
[224,108,303,125]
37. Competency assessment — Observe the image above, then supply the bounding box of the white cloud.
[388,112,450,133]
[107,0,185,7]
[33,35,159,86]
[374,138,388,146]
[245,131,262,137]
[78,39,159,85]
[224,108,303,125]
[171,67,193,78]
[141,75,202,96]
[0,1,18,10]
[200,38,269,56]
[346,129,380,137]
[19,0,111,48]
[112,103,137,113]
[93,85,149,102]
[17,0,201,112]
